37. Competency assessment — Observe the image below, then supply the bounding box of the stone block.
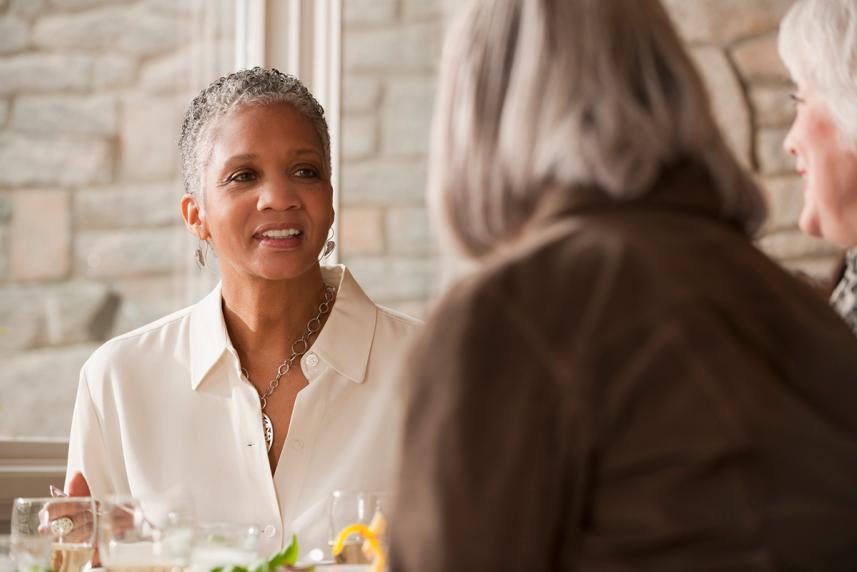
[0,134,112,186]
[33,4,184,57]
[386,206,434,254]
[110,275,191,336]
[74,183,183,230]
[343,75,382,113]
[344,0,397,26]
[0,17,28,54]
[339,207,384,255]
[139,40,228,95]
[76,227,185,278]
[757,229,840,261]
[50,0,135,8]
[341,159,427,205]
[663,0,793,45]
[0,344,97,438]
[0,53,92,95]
[757,127,793,175]
[402,0,445,21]
[344,20,441,72]
[119,97,182,181]
[92,55,137,89]
[342,115,378,161]
[345,255,437,302]
[782,256,841,283]
[10,190,71,281]
[731,34,790,83]
[691,47,752,167]
[751,85,795,128]
[760,175,803,232]
[9,0,45,18]
[0,225,8,279]
[0,192,10,222]
[145,0,205,17]
[381,77,435,158]
[11,95,118,136]
[0,281,116,351]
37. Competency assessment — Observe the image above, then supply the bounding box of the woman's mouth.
[255,228,303,249]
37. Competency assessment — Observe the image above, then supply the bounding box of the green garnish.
[212,534,308,572]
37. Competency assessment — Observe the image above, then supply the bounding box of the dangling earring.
[194,241,207,268]
[321,228,335,259]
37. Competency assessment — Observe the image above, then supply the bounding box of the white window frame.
[235,0,343,264]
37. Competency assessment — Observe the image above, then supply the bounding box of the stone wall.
[0,0,233,437]
[0,0,830,438]
[337,0,444,318]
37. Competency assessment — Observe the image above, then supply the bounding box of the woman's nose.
[257,177,301,211]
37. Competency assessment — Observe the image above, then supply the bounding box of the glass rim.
[13,497,95,504]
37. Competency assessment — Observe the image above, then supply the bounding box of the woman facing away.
[779,0,857,334]
[390,0,857,570]
[63,68,420,557]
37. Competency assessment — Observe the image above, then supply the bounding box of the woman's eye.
[228,171,256,183]
[295,167,321,178]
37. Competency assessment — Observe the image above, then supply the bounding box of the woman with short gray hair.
[62,67,420,559]
[390,0,857,570]
[779,0,857,334]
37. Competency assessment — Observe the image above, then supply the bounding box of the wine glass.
[10,497,97,572]
[98,496,194,572]
[328,491,392,565]
[189,523,261,572]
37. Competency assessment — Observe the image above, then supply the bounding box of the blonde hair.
[430,0,767,258]
[778,0,857,150]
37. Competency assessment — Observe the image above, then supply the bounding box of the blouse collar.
[188,265,377,390]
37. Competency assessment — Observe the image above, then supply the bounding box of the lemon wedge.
[332,522,385,572]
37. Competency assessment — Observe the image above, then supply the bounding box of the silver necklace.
[240,285,336,453]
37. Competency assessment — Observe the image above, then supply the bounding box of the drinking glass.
[10,497,97,572]
[328,491,392,565]
[98,497,193,572]
[189,523,260,572]
[0,535,15,572]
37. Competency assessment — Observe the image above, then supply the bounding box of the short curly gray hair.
[179,67,331,197]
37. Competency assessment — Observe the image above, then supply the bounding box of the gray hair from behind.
[179,67,331,200]
[430,0,767,258]
[778,0,857,150]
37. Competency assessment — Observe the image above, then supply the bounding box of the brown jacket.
[390,165,857,571]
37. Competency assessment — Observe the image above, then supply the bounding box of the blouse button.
[305,353,319,367]
[264,525,276,538]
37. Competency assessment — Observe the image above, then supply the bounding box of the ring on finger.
[50,516,74,536]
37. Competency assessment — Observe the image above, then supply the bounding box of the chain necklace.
[240,285,336,453]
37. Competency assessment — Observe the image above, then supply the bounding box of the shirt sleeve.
[389,280,571,572]
[65,366,113,496]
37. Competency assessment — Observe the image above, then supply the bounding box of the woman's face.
[187,102,333,283]
[784,84,857,247]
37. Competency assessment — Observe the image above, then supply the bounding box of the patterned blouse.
[831,249,857,336]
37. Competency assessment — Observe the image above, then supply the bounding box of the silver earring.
[321,228,335,259]
[194,241,206,268]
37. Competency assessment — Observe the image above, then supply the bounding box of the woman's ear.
[181,194,210,240]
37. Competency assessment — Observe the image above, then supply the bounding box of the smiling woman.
[62,67,421,559]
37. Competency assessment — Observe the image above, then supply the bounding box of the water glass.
[10,497,97,572]
[189,523,260,572]
[98,496,193,572]
[328,491,392,564]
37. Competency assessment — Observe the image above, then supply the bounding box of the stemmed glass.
[10,497,97,572]
[98,496,194,572]
[328,491,392,565]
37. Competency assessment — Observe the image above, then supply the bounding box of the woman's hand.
[40,473,95,543]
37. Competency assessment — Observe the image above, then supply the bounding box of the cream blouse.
[65,265,421,558]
